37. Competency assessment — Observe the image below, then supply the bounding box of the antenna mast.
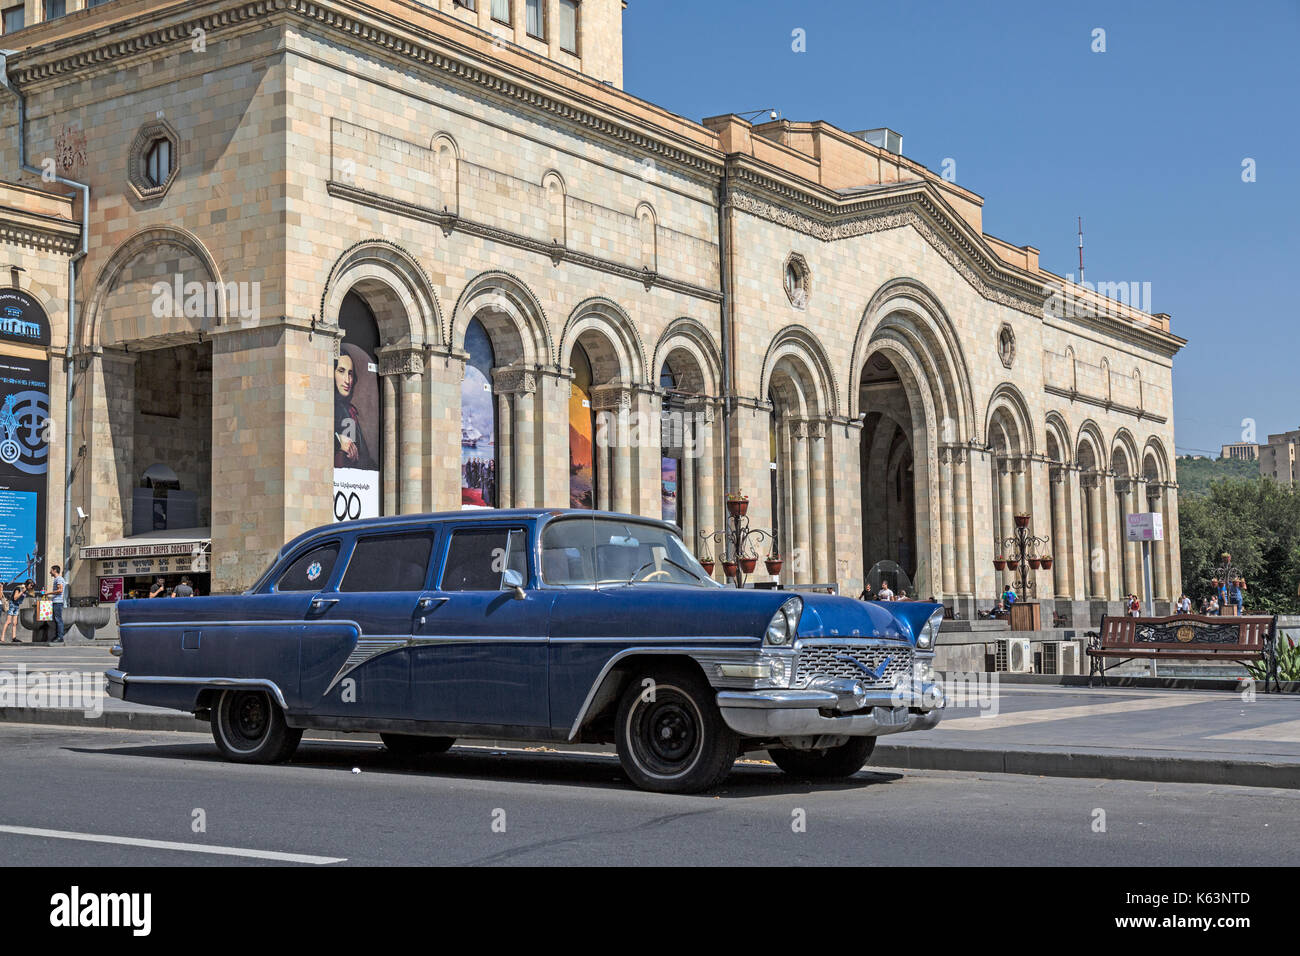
[1077,216,1085,284]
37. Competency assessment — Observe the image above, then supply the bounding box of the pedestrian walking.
[877,582,894,602]
[1176,594,1191,614]
[172,576,195,598]
[49,565,66,644]
[149,577,166,599]
[1127,594,1141,617]
[1229,580,1244,615]
[0,580,27,644]
[857,583,873,601]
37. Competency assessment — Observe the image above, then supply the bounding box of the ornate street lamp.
[993,513,1051,613]
[699,493,775,588]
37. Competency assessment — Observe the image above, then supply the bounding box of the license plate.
[875,706,908,725]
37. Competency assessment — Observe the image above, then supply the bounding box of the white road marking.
[938,695,1207,731]
[0,825,346,864]
[1209,719,1300,743]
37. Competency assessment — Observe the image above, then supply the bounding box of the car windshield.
[541,518,717,588]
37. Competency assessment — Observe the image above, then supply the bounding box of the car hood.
[796,594,939,646]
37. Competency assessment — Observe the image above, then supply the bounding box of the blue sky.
[623,0,1299,457]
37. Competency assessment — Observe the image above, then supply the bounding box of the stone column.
[400,371,423,515]
[1050,466,1068,598]
[494,368,537,508]
[997,459,1014,557]
[693,404,717,554]
[1147,484,1169,601]
[954,447,973,600]
[829,417,865,596]
[379,347,425,516]
[938,447,956,598]
[496,393,513,508]
[381,374,398,516]
[1117,479,1140,598]
[809,420,828,583]
[1085,474,1105,597]
[680,426,695,541]
[635,388,661,518]
[1065,467,1087,600]
[791,421,811,585]
[1012,457,1029,519]
[1164,483,1183,602]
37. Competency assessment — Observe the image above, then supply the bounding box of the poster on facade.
[99,577,124,602]
[569,345,594,509]
[461,319,497,508]
[661,457,678,525]
[0,289,50,585]
[334,295,382,522]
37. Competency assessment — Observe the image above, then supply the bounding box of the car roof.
[277,509,679,558]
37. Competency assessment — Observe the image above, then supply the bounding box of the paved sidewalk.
[4,645,1298,788]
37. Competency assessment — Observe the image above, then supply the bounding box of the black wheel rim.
[224,692,270,749]
[627,686,702,779]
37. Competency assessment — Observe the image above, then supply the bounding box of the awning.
[81,528,211,561]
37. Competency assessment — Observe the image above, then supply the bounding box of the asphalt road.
[2,724,1296,866]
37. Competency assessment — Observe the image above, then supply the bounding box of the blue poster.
[0,488,37,583]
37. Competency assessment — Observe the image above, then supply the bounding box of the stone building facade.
[0,0,1185,619]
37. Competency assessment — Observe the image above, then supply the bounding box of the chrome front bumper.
[716,682,944,738]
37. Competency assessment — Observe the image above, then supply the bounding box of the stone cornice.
[6,1,725,180]
[727,181,1047,318]
[1042,383,1168,425]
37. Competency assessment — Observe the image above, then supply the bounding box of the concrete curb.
[5,707,1298,790]
[871,743,1300,790]
[995,673,1300,693]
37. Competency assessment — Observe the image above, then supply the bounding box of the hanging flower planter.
[1006,558,1019,571]
[726,494,749,518]
[993,556,1007,571]
[1040,556,1054,570]
[700,559,715,575]
[1028,557,1042,570]
[722,560,739,579]
[739,557,757,574]
[765,557,783,575]
[1014,513,1031,529]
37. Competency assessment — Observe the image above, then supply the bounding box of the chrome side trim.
[121,619,342,629]
[108,671,289,710]
[565,645,757,741]
[321,635,551,694]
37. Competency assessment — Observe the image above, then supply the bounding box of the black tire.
[210,689,302,764]
[768,737,876,779]
[614,666,738,794]
[380,733,455,756]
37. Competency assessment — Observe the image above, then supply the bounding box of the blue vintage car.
[108,510,945,793]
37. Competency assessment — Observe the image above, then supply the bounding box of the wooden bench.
[1086,614,1280,691]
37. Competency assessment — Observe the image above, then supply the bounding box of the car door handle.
[310,597,340,612]
[416,596,448,610]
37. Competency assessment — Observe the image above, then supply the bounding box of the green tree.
[1178,477,1300,614]
[1174,455,1260,497]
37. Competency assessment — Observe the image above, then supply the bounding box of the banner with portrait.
[333,294,382,522]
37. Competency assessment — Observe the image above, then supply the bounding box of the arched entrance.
[859,352,919,588]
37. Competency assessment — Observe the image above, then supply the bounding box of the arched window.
[461,318,498,508]
[569,342,596,508]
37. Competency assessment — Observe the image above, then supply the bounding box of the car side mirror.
[502,568,526,601]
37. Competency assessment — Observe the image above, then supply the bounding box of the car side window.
[277,543,340,592]
[339,533,435,593]
[441,528,528,592]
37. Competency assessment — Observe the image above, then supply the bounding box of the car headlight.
[916,608,943,650]
[765,596,803,646]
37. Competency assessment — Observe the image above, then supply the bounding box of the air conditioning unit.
[1040,641,1080,675]
[995,637,1032,674]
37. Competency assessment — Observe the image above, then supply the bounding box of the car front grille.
[793,642,914,689]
